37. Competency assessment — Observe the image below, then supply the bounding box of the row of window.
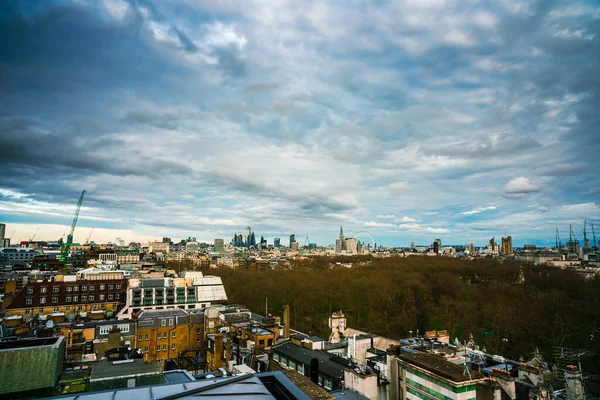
[143,344,176,353]
[99,325,131,334]
[25,293,120,305]
[138,332,176,341]
[22,303,119,315]
[26,283,122,294]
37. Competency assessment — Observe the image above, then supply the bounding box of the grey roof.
[330,388,370,400]
[138,309,188,319]
[273,342,349,380]
[90,359,163,381]
[164,370,195,384]
[49,375,275,399]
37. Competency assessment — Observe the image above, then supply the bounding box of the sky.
[0,0,599,247]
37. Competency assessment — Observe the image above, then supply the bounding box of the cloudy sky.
[1,0,599,247]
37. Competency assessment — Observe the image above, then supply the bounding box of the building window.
[66,306,70,311]
[196,328,201,335]
[162,345,167,351]
[73,286,79,292]
[161,319,166,326]
[81,295,87,301]
[144,346,149,353]
[81,285,87,291]
[66,296,72,302]
[25,309,31,315]
[40,297,47,304]
[171,344,176,350]
[99,284,105,290]
[108,284,114,290]
[323,378,332,390]
[53,286,60,293]
[163,333,167,339]
[157,333,161,340]
[108,294,113,300]
[27,287,34,294]
[66,286,72,292]
[73,295,78,302]
[25,298,32,305]
[54,307,59,312]
[40,287,48,293]
[116,284,121,289]
[169,319,174,326]
[157,345,161,351]
[145,334,149,340]
[289,360,297,370]
[281,357,288,366]
[89,285,95,291]
[273,353,280,362]
[297,363,304,374]
[172,332,176,338]
[116,294,120,299]
[52,296,58,303]
[89,295,95,301]
[38,308,43,314]
[138,335,143,341]
[99,294,105,301]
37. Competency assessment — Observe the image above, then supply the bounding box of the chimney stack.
[283,304,290,339]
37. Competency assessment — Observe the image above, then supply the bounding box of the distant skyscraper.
[501,236,512,254]
[345,238,358,253]
[0,223,5,247]
[260,235,267,248]
[335,226,346,253]
[245,227,252,247]
[289,233,296,247]
[214,238,224,253]
[274,237,281,248]
[250,232,256,247]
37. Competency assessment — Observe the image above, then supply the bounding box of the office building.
[214,239,224,253]
[245,227,252,248]
[274,237,281,248]
[0,223,5,246]
[335,226,346,253]
[345,238,358,254]
[289,233,296,247]
[0,247,39,268]
[117,271,227,319]
[397,352,485,400]
[148,242,169,254]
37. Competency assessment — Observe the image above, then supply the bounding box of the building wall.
[5,279,127,318]
[399,364,477,400]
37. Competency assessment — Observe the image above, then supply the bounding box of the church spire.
[340,226,344,238]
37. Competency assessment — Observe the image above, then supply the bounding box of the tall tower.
[289,233,296,247]
[245,227,252,248]
[0,223,5,247]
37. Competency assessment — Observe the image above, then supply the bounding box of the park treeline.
[207,256,600,365]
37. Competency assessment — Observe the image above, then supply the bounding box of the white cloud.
[504,177,540,197]
[396,216,418,223]
[364,221,397,228]
[376,214,397,219]
[460,206,498,215]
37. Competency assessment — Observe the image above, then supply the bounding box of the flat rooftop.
[0,336,62,351]
[398,352,484,383]
[90,359,162,381]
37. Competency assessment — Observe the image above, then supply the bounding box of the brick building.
[5,278,128,320]
[135,309,204,368]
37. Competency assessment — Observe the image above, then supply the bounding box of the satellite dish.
[46,320,55,328]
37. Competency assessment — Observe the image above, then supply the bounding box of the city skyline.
[1,1,599,247]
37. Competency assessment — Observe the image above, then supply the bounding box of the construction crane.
[60,190,86,269]
[583,219,589,248]
[86,227,95,245]
[29,227,40,242]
